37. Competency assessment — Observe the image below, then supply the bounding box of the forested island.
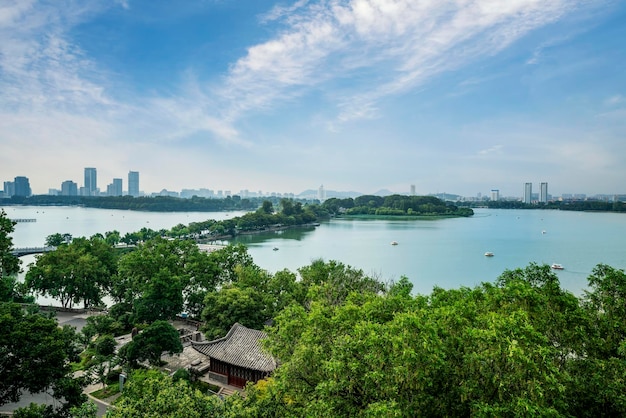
[2,208,626,417]
[322,194,474,217]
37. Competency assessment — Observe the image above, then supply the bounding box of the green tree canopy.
[119,320,183,367]
[104,370,224,418]
[113,237,218,321]
[0,303,86,410]
[0,209,20,283]
[25,236,118,309]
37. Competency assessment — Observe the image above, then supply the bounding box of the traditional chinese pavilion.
[192,323,276,388]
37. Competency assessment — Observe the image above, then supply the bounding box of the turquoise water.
[234,209,626,296]
[5,206,626,296]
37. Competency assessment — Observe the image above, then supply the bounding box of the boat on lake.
[391,241,398,245]
[551,263,564,270]
[484,252,494,257]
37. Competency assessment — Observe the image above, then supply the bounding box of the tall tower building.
[410,185,416,196]
[128,171,139,197]
[523,182,532,204]
[317,185,326,202]
[3,181,15,197]
[107,178,123,196]
[540,182,548,204]
[13,176,31,197]
[490,189,499,201]
[84,167,97,196]
[61,180,78,196]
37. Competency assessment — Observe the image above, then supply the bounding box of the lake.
[4,205,626,297]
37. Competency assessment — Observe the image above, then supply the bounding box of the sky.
[1,0,625,198]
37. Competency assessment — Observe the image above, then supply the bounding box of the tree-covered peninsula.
[323,194,474,217]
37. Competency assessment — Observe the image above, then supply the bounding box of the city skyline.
[3,171,623,202]
[1,1,625,197]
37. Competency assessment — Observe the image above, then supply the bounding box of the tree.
[202,286,267,339]
[0,209,20,283]
[105,370,224,418]
[133,269,184,323]
[206,243,257,284]
[113,237,218,321]
[104,230,121,246]
[0,214,31,302]
[26,237,118,309]
[257,264,606,416]
[0,303,86,409]
[119,321,182,367]
[298,259,385,307]
[583,264,626,358]
[69,401,98,418]
[89,334,117,390]
[260,200,274,214]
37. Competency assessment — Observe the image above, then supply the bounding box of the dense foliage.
[0,303,86,414]
[0,209,30,302]
[118,321,183,367]
[97,261,626,417]
[5,208,626,416]
[104,370,224,417]
[1,194,320,213]
[323,194,474,217]
[25,236,119,309]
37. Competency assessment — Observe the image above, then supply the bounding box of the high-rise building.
[3,181,15,197]
[128,171,139,197]
[84,167,97,196]
[14,176,32,197]
[410,185,416,196]
[540,182,548,204]
[491,189,499,201]
[523,182,532,204]
[61,180,78,196]
[318,184,326,202]
[107,178,123,196]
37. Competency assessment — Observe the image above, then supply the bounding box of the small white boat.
[542,230,546,234]
[551,263,564,270]
[273,247,279,251]
[484,252,494,257]
[391,241,398,246]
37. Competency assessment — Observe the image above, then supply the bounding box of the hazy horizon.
[2,1,625,198]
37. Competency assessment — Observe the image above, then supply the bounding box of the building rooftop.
[192,323,276,372]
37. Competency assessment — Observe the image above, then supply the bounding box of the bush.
[172,368,191,382]
[95,334,116,357]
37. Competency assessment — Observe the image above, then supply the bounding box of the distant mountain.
[297,189,463,201]
[371,189,394,197]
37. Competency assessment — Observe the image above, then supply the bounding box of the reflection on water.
[231,226,317,245]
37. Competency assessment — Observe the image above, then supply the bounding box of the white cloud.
[214,0,598,128]
[260,0,311,23]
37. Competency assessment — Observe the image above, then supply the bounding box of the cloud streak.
[216,0,595,127]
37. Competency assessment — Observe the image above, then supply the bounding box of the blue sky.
[1,0,625,197]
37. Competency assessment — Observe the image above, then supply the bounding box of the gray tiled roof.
[192,323,277,372]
